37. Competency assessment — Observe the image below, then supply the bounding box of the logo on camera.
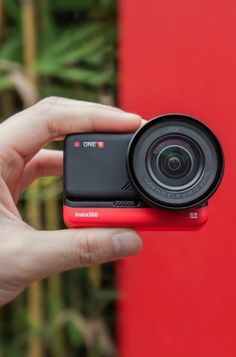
[82,141,105,149]
[74,211,99,218]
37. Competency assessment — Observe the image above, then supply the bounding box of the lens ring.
[127,114,224,209]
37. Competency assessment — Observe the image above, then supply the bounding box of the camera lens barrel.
[127,114,224,209]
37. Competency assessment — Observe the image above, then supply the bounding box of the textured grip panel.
[64,133,138,201]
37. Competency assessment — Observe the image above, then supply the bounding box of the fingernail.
[112,231,142,257]
[125,112,142,119]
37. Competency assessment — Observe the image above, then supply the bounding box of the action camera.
[63,114,224,230]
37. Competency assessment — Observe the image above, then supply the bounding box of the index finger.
[0,97,142,162]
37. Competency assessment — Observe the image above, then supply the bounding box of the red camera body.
[63,114,223,230]
[63,205,208,230]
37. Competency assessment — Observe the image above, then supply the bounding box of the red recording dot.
[97,141,105,149]
[73,141,80,148]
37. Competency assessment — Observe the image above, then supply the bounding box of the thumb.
[25,228,142,281]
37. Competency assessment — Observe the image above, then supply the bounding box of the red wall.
[118,0,236,356]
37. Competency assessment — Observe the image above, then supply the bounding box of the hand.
[0,97,143,306]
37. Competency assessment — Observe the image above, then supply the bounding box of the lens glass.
[147,136,204,191]
[158,145,192,178]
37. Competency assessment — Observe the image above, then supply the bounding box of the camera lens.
[164,152,184,173]
[127,114,224,209]
[147,136,204,191]
[158,146,191,177]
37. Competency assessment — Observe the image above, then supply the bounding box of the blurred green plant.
[0,0,117,106]
[0,1,118,356]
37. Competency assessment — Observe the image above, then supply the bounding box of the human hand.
[0,97,143,306]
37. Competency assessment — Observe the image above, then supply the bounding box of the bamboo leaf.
[0,36,21,61]
[40,24,104,58]
[52,67,114,86]
[45,36,106,66]
[67,320,83,348]
[36,64,113,86]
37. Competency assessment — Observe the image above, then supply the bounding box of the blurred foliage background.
[0,0,118,356]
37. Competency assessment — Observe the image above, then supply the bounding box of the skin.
[0,97,143,307]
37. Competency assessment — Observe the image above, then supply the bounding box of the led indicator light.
[97,141,105,149]
[73,141,80,148]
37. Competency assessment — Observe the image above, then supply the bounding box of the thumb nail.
[112,231,142,257]
[125,112,142,119]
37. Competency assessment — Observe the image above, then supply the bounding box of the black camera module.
[128,114,224,209]
[64,114,224,213]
